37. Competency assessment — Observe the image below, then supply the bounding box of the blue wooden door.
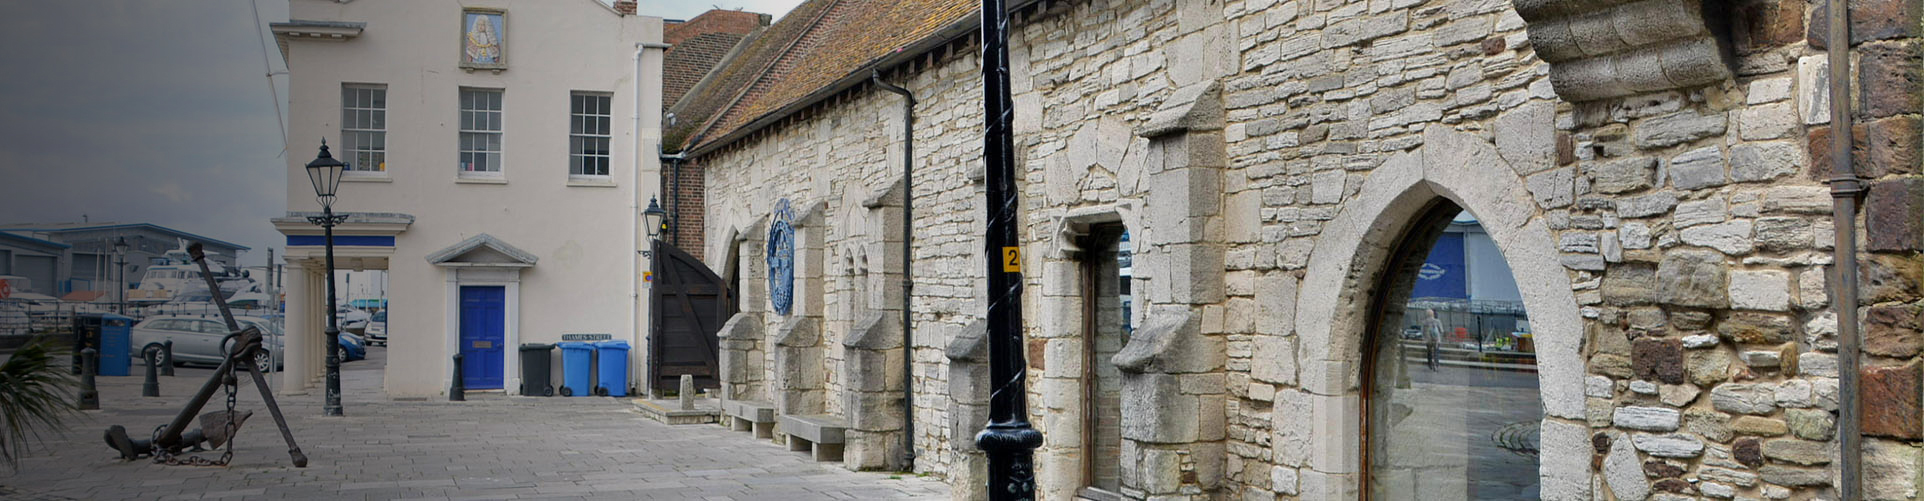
[459,286,505,389]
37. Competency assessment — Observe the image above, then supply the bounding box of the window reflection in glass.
[1369,207,1541,501]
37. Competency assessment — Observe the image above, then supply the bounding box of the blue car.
[339,331,367,361]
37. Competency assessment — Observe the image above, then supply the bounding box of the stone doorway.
[1363,201,1542,500]
[1078,224,1130,499]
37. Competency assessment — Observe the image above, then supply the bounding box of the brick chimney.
[613,0,636,16]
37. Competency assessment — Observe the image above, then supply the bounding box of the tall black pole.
[320,205,344,417]
[973,0,1041,499]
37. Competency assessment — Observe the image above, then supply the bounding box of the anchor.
[101,243,308,467]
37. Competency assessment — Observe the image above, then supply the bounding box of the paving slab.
[3,347,947,500]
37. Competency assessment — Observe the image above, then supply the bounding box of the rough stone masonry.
[694,0,1924,499]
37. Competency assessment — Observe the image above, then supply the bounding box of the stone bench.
[720,399,776,439]
[779,414,847,462]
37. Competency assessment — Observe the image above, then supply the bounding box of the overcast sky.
[0,0,291,264]
[0,0,803,265]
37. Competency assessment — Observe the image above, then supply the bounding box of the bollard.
[161,340,175,376]
[678,374,695,410]
[79,348,99,410]
[141,349,160,397]
[449,353,465,402]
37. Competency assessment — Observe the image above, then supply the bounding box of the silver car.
[130,315,283,370]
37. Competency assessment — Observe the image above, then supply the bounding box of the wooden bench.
[779,414,848,462]
[720,399,776,439]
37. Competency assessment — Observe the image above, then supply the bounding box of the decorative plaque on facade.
[766,199,795,316]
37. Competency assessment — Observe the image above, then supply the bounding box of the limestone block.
[842,430,898,471]
[1616,191,1679,218]
[1656,249,1730,308]
[1113,309,1223,374]
[1138,80,1224,138]
[1711,383,1779,415]
[1864,438,1921,500]
[1614,406,1683,431]
[1603,432,1651,501]
[1668,146,1728,190]
[1120,373,1199,443]
[1539,419,1593,501]
[1249,334,1298,385]
[1310,169,1347,204]
[1256,273,1298,336]
[843,391,903,432]
[1495,99,1558,175]
[1635,109,1729,149]
[1167,244,1227,304]
[1270,388,1311,467]
[1680,219,1755,255]
[1729,141,1803,182]
[1728,269,1791,311]
[1674,198,1729,227]
[1632,433,1706,458]
[1589,156,1657,193]
[1526,166,1577,208]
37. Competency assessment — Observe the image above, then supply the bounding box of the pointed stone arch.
[1289,125,1590,500]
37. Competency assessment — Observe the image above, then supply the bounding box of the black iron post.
[450,353,466,402]
[312,205,346,416]
[304,141,349,418]
[141,348,160,397]
[79,348,99,410]
[973,0,1042,499]
[161,340,175,376]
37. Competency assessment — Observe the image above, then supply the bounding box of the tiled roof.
[706,0,973,147]
[664,31,749,107]
[664,0,843,151]
[664,9,766,45]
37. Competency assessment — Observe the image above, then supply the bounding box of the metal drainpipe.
[871,69,917,471]
[1824,0,1864,497]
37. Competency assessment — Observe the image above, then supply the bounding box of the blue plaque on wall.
[766,199,796,316]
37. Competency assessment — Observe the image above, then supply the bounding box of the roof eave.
[687,5,1012,158]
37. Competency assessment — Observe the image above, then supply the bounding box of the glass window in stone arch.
[1366,203,1539,500]
[1078,225,1130,498]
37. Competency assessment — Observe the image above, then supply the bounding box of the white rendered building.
[271,0,666,398]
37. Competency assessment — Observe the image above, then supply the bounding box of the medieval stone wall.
[700,0,1924,499]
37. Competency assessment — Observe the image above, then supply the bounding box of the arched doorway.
[1364,200,1542,499]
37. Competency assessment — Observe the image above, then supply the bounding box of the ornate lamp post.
[640,196,666,258]
[112,237,129,314]
[974,0,1042,498]
[303,140,348,417]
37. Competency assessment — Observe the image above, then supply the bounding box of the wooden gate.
[648,239,733,394]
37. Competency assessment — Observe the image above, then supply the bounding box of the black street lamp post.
[974,0,1042,499]
[304,140,349,417]
[113,237,129,315]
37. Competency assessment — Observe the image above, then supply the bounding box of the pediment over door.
[426,234,537,268]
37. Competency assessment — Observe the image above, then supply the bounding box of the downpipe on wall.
[1823,0,1864,497]
[871,69,917,471]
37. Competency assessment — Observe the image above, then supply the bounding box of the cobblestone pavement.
[4,347,948,500]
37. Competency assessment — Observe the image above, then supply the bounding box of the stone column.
[841,313,905,470]
[717,312,765,401]
[1112,79,1230,499]
[280,261,310,394]
[946,320,990,501]
[773,317,825,417]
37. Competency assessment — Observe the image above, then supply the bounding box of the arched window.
[1367,201,1541,500]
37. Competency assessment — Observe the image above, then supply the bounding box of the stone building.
[680,0,1924,499]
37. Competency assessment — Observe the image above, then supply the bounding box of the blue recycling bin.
[593,340,631,397]
[556,342,596,397]
[96,314,133,376]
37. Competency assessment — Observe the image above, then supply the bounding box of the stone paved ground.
[2,347,948,500]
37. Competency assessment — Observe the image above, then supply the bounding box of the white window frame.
[568,91,613,182]
[458,88,505,180]
[340,84,388,179]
